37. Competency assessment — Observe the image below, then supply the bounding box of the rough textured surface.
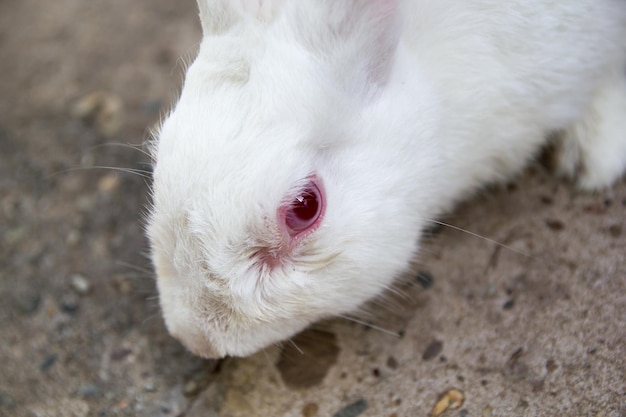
[1,1,624,416]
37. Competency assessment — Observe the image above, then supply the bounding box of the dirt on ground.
[1,1,625,417]
[1,1,216,415]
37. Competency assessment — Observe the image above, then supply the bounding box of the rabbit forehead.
[153,91,315,215]
[153,39,353,204]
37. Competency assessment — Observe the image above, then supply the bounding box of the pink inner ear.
[240,0,283,21]
[367,0,400,85]
[277,175,325,242]
[371,0,398,13]
[335,0,400,88]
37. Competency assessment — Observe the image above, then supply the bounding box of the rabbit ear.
[197,0,283,35]
[351,0,400,86]
[197,0,238,35]
[297,0,400,87]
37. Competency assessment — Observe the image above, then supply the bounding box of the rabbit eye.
[282,177,325,239]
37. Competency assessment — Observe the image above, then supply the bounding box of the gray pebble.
[40,354,58,372]
[416,270,434,289]
[60,294,80,315]
[332,399,368,417]
[70,274,91,295]
[79,384,100,398]
[422,339,444,361]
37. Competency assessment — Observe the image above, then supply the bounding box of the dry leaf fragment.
[430,388,465,417]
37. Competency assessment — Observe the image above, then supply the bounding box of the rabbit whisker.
[50,166,152,179]
[337,314,400,337]
[85,142,153,159]
[288,338,304,355]
[424,218,530,257]
[114,260,153,275]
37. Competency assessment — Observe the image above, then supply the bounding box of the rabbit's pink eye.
[281,177,325,239]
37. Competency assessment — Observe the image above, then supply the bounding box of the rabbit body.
[148,0,626,358]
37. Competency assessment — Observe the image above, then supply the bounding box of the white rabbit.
[147,0,626,358]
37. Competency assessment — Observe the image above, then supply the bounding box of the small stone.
[545,219,564,231]
[458,410,470,417]
[508,348,524,365]
[430,389,465,417]
[502,299,515,310]
[40,354,58,372]
[416,270,434,289]
[143,382,157,393]
[545,359,558,373]
[79,384,100,398]
[422,340,444,361]
[332,399,368,417]
[70,274,91,295]
[386,356,399,369]
[110,348,132,361]
[608,224,622,238]
[60,294,80,315]
[481,406,493,417]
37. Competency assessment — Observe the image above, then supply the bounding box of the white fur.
[148,0,626,358]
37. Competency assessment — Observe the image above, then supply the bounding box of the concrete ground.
[1,1,624,416]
